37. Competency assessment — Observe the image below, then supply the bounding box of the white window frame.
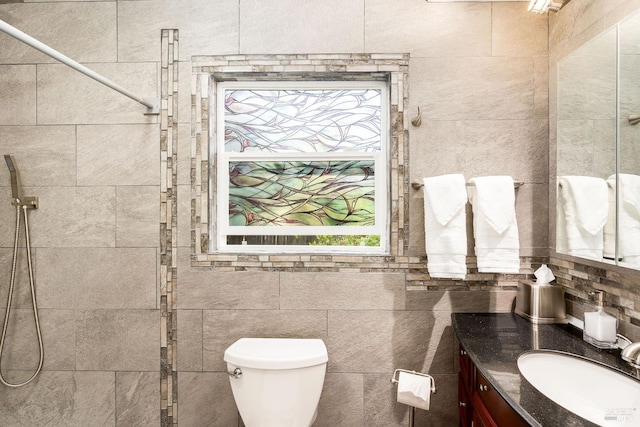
[213,80,390,254]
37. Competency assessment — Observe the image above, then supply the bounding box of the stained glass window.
[216,81,389,253]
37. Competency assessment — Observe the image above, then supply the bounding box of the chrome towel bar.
[411,179,524,190]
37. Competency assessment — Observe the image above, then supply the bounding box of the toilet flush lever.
[228,367,243,379]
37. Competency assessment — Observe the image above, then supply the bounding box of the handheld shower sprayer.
[3,155,37,209]
[0,154,42,387]
[4,155,21,203]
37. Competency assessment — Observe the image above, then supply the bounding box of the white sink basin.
[517,351,640,426]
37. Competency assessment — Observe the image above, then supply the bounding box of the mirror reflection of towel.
[422,174,467,279]
[468,176,520,273]
[603,176,616,260]
[557,176,608,260]
[618,174,640,266]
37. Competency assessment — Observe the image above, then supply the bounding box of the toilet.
[224,338,328,427]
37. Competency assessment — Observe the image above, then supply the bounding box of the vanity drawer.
[475,369,527,427]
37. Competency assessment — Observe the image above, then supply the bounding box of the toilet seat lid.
[224,338,328,370]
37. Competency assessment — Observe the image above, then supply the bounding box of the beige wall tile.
[0,3,116,64]
[77,124,159,186]
[316,373,364,427]
[117,0,239,62]
[178,64,191,125]
[0,371,115,426]
[454,120,549,182]
[534,56,550,119]
[408,121,458,180]
[177,185,191,248]
[76,309,160,371]
[411,57,535,120]
[27,186,116,248]
[492,2,548,57]
[116,186,159,247]
[177,123,191,186]
[280,272,405,310]
[550,0,626,46]
[177,249,279,309]
[202,310,328,371]
[35,248,157,309]
[515,183,550,255]
[0,308,75,371]
[178,372,238,427]
[177,309,203,371]
[116,372,161,427]
[0,125,76,186]
[405,290,517,312]
[239,0,364,53]
[37,63,158,125]
[0,247,35,309]
[365,0,491,57]
[327,310,454,375]
[0,65,36,125]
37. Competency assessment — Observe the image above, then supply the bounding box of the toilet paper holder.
[391,369,436,427]
[390,368,436,394]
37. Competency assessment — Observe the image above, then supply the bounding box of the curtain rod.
[0,19,159,115]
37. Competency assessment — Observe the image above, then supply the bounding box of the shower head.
[4,155,15,172]
[4,154,21,202]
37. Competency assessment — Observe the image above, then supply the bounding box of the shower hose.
[0,203,43,387]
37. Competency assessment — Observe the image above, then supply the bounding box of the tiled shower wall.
[0,1,552,426]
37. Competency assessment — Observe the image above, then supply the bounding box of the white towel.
[618,174,640,267]
[603,175,616,260]
[468,176,520,273]
[422,174,467,279]
[556,176,609,260]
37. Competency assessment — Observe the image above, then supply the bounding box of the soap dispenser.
[583,291,617,349]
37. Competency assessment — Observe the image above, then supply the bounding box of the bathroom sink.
[517,350,640,426]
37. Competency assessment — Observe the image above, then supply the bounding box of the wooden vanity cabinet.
[458,344,528,427]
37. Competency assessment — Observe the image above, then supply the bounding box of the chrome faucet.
[621,339,640,369]
[618,334,640,373]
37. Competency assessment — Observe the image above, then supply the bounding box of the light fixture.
[528,0,567,14]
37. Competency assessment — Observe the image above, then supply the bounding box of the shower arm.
[0,19,159,116]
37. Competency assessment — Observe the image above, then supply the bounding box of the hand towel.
[603,175,616,260]
[468,176,520,273]
[422,174,467,279]
[618,174,640,267]
[556,176,609,260]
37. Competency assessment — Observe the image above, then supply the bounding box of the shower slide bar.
[0,19,159,115]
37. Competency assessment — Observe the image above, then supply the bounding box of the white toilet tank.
[224,338,328,427]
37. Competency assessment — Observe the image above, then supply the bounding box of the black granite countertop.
[452,312,640,427]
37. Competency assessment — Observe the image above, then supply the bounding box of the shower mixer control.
[11,196,38,209]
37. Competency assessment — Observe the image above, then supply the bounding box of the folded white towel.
[557,176,609,260]
[618,174,640,266]
[603,175,616,260]
[423,174,467,279]
[468,176,520,273]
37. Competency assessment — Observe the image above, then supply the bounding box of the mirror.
[556,10,640,269]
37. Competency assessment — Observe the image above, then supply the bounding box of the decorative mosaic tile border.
[406,255,548,290]
[190,54,411,271]
[160,29,179,427]
[551,256,640,326]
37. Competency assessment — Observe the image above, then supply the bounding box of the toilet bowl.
[224,338,328,427]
